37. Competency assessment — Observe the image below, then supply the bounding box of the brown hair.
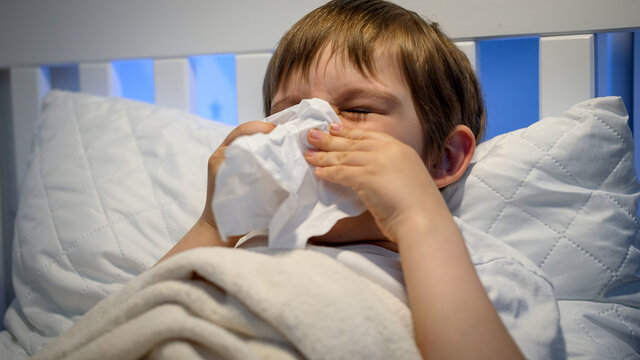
[263,0,485,163]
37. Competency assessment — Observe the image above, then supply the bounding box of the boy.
[161,1,560,358]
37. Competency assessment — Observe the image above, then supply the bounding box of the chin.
[310,211,386,243]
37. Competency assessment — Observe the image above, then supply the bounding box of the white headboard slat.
[9,68,51,196]
[454,41,476,71]
[236,53,272,124]
[78,63,122,98]
[153,58,196,113]
[540,35,595,119]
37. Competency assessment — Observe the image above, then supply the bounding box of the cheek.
[382,118,424,155]
[338,117,379,133]
[400,112,425,156]
[341,115,424,156]
[404,124,424,156]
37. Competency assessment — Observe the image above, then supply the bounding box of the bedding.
[443,96,640,358]
[29,247,421,360]
[0,91,638,358]
[33,227,562,360]
[2,91,233,356]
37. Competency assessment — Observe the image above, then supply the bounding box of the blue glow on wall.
[596,32,636,180]
[476,37,539,141]
[112,59,154,104]
[596,32,633,130]
[634,31,639,180]
[190,54,238,125]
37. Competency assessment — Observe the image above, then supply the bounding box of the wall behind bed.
[0,0,639,328]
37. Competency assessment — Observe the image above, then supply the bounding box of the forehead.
[270,46,414,119]
[275,45,405,97]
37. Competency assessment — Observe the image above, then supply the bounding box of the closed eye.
[341,108,370,121]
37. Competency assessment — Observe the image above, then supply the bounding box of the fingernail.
[305,149,317,157]
[330,123,343,131]
[310,129,322,139]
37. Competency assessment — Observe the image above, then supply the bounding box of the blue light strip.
[189,54,238,125]
[112,59,154,104]
[595,32,637,180]
[634,31,639,180]
[595,32,633,129]
[476,37,539,140]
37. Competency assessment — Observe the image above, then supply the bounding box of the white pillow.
[5,90,233,354]
[443,96,640,357]
[444,96,640,301]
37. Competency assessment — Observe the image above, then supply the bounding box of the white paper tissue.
[212,98,366,249]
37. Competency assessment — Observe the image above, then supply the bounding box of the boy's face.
[271,47,424,244]
[272,47,424,157]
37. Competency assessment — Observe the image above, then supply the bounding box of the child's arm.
[156,121,276,264]
[305,124,524,359]
[394,192,524,359]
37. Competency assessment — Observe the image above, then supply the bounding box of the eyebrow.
[271,97,302,114]
[271,87,401,114]
[333,87,402,109]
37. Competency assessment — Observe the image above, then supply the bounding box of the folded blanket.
[31,247,421,360]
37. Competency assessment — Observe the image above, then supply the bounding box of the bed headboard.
[0,0,639,324]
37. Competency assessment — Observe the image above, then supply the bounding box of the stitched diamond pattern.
[444,97,640,356]
[6,91,232,354]
[445,97,640,302]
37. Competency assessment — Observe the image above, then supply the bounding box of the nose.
[328,103,348,123]
[328,103,340,116]
[311,99,353,126]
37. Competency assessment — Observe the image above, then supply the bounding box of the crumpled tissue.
[212,98,366,249]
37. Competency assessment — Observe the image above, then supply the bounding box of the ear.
[429,125,476,189]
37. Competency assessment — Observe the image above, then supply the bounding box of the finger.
[328,123,366,140]
[223,121,276,146]
[313,164,360,189]
[305,149,369,167]
[208,146,227,174]
[329,122,393,142]
[211,122,275,176]
[308,128,367,152]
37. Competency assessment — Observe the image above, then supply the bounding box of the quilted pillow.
[443,96,640,357]
[5,90,233,355]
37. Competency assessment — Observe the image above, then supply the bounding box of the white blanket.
[27,217,567,359]
[30,247,421,360]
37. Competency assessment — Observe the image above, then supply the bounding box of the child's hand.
[158,121,275,262]
[201,121,276,228]
[305,123,442,243]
